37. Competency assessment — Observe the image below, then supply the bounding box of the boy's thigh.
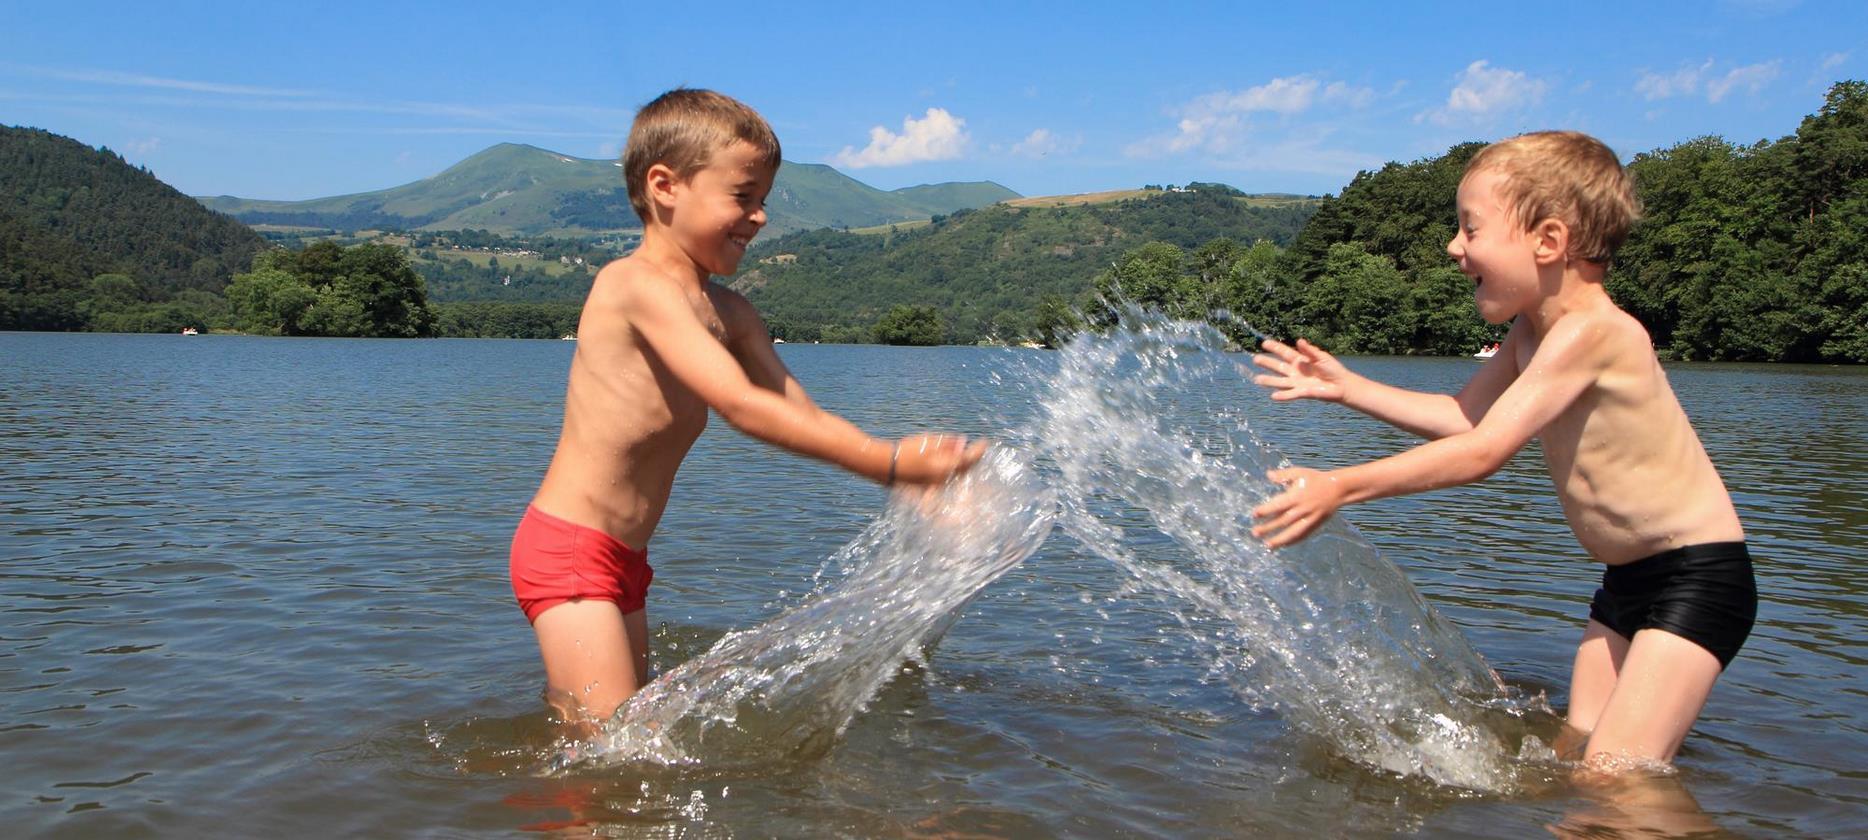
[1565,619,1632,736]
[531,599,649,716]
[1583,627,1723,765]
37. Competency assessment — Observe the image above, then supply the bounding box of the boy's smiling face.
[1447,168,1543,325]
[663,140,776,277]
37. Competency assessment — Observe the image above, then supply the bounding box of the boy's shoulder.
[1539,302,1660,398]
[588,254,685,310]
[1539,296,1650,356]
[585,256,764,340]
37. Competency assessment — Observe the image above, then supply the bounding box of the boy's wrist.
[1330,372,1362,406]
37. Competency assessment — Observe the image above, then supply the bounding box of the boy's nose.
[1446,234,1463,260]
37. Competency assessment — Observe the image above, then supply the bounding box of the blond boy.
[511,89,983,722]
[1249,131,1755,769]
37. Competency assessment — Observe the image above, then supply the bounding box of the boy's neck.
[630,227,711,286]
[1525,261,1615,334]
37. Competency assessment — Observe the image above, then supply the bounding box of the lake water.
[2,330,1864,838]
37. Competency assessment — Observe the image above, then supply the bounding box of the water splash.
[1025,309,1531,791]
[567,310,1536,790]
[579,448,1056,770]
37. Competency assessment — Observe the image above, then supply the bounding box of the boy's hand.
[1251,466,1344,548]
[890,434,989,485]
[1252,338,1350,403]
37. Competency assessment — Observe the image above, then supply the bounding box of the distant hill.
[197,144,1020,237]
[0,125,268,330]
[732,187,1320,343]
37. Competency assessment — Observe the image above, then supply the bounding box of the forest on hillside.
[1081,80,1868,362]
[0,126,267,331]
[6,81,1864,360]
[738,185,1317,343]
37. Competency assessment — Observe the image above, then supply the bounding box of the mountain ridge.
[197,143,1020,237]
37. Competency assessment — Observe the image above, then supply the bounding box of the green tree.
[1298,242,1410,354]
[1032,293,1083,348]
[228,242,438,337]
[873,304,945,345]
[1091,241,1192,323]
[226,266,316,335]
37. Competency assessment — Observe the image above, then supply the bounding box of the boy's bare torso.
[1514,306,1745,565]
[531,259,743,549]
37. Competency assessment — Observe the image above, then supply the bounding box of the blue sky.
[2,1,1859,201]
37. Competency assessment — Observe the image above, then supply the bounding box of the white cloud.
[1322,81,1376,108]
[1428,60,1547,123]
[1822,52,1849,71]
[1127,74,1375,158]
[28,65,318,98]
[831,108,969,168]
[123,136,161,156]
[1706,61,1782,102]
[1636,59,1714,100]
[1637,59,1781,103]
[1197,75,1324,116]
[1010,128,1078,158]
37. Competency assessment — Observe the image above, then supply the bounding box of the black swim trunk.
[1587,541,1757,669]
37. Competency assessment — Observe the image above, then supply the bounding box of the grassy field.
[1001,188,1160,208]
[846,218,934,236]
[1003,189,1321,210]
[413,249,590,277]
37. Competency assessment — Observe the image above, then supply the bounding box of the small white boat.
[773,337,786,344]
[1473,344,1497,359]
[560,334,576,341]
[181,327,199,336]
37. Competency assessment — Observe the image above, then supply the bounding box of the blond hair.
[621,89,781,222]
[1465,130,1641,264]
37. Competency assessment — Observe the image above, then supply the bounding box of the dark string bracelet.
[886,441,900,485]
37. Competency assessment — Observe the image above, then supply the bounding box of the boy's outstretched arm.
[718,290,985,482]
[626,275,982,484]
[1252,329,1523,440]
[1250,320,1603,547]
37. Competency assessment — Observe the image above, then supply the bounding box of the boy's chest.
[687,292,731,343]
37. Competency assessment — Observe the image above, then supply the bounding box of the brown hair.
[621,88,781,222]
[1464,130,1641,264]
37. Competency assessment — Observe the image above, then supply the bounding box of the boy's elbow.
[716,394,799,445]
[712,392,764,432]
[1460,437,1516,481]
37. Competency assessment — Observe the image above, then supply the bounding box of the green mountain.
[1,125,268,330]
[197,144,1019,237]
[731,187,1320,343]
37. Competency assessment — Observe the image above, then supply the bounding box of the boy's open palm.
[1252,338,1350,402]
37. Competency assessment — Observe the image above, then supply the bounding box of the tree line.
[740,187,1318,345]
[0,125,266,331]
[1075,80,1868,362]
[8,81,1865,360]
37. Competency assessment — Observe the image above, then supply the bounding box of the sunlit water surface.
[3,329,1864,837]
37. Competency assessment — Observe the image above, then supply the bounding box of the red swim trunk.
[509,505,653,623]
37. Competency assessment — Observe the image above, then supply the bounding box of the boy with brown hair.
[1249,131,1755,770]
[510,88,984,722]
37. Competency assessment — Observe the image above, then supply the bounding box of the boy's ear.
[1531,217,1570,266]
[645,162,681,210]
